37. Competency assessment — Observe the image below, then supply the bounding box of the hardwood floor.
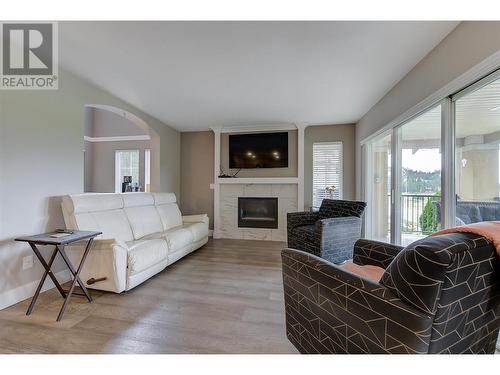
[0,239,298,354]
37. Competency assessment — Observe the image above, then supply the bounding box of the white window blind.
[313,142,343,207]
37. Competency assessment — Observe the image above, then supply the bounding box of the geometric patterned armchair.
[282,232,500,353]
[287,199,367,264]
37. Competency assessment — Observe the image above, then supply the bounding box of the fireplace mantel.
[217,177,299,184]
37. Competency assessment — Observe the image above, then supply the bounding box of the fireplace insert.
[238,197,278,229]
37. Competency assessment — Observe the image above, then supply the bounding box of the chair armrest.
[353,239,404,269]
[182,214,209,225]
[287,211,319,231]
[281,248,433,353]
[315,216,362,263]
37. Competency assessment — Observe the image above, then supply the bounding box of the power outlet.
[22,255,34,270]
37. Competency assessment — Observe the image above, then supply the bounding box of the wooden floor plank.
[0,238,297,354]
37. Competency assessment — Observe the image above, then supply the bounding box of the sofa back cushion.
[380,232,493,315]
[318,199,366,219]
[75,210,134,241]
[153,193,183,231]
[61,193,134,241]
[123,193,164,239]
[456,204,481,224]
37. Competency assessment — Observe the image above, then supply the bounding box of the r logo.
[2,23,53,75]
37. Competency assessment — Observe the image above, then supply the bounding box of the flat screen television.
[229,132,288,168]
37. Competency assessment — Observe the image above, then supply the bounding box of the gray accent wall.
[180,131,215,229]
[0,69,180,309]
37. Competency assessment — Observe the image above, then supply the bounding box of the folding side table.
[15,230,101,321]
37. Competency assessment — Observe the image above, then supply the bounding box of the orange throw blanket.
[432,221,500,256]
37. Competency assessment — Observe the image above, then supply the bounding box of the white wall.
[356,21,500,198]
[0,69,180,309]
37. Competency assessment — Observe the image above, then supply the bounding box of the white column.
[211,126,221,238]
[296,123,308,211]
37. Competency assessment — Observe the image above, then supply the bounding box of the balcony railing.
[400,193,440,234]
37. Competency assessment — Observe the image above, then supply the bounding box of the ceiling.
[59,21,458,132]
[394,76,500,142]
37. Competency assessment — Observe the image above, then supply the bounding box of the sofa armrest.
[287,211,319,231]
[353,239,404,269]
[281,248,433,354]
[65,238,128,293]
[182,214,209,225]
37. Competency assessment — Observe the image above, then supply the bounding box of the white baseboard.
[208,229,214,237]
[0,269,72,310]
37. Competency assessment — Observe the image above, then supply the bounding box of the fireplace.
[238,197,278,229]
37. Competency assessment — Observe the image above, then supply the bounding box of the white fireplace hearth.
[215,182,298,241]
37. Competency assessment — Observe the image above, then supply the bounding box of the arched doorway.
[83,104,160,193]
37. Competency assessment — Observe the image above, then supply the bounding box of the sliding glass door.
[363,68,500,248]
[397,105,442,245]
[364,105,442,245]
[454,74,500,225]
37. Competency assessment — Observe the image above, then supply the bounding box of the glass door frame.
[363,67,500,245]
[363,99,451,245]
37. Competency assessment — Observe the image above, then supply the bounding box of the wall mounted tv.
[229,132,288,169]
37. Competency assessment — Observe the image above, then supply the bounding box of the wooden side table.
[15,230,101,321]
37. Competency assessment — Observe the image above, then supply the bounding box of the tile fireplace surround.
[217,183,298,241]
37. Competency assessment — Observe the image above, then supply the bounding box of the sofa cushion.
[156,203,183,231]
[125,205,164,239]
[74,209,134,242]
[126,239,168,275]
[153,192,177,205]
[122,192,155,207]
[478,205,499,222]
[164,226,194,253]
[184,222,209,242]
[456,204,481,224]
[62,193,123,214]
[341,261,385,283]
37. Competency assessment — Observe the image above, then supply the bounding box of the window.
[115,150,139,193]
[144,149,151,192]
[312,142,343,208]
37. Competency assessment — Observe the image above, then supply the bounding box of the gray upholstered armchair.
[287,199,367,264]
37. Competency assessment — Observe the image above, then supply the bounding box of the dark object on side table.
[15,230,101,321]
[287,199,367,264]
[282,232,500,353]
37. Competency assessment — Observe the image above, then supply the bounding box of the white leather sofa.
[61,192,209,293]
